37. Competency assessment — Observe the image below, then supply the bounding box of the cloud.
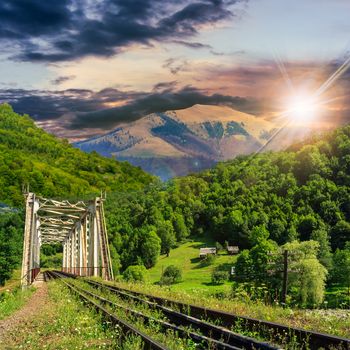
[0,85,260,134]
[210,49,245,56]
[162,58,189,75]
[152,81,178,92]
[69,86,260,129]
[51,75,76,85]
[2,58,349,140]
[0,0,244,62]
[0,87,143,121]
[172,40,212,49]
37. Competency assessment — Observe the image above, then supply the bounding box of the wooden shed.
[227,246,239,255]
[199,247,217,258]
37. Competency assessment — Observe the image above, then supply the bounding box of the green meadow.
[147,237,238,294]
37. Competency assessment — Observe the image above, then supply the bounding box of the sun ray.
[313,55,350,98]
[273,51,295,93]
[254,118,291,155]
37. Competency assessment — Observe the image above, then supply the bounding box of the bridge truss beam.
[21,193,114,287]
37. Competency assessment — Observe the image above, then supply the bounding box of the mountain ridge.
[75,104,276,179]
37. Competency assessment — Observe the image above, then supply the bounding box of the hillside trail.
[0,273,49,349]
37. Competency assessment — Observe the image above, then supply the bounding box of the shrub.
[123,265,147,282]
[211,269,229,285]
[215,241,223,252]
[231,282,269,302]
[160,265,182,285]
[40,253,63,268]
[200,254,216,267]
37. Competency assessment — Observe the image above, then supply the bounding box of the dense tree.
[235,250,254,281]
[331,247,350,293]
[160,265,182,285]
[140,228,161,268]
[157,220,176,256]
[283,241,328,307]
[0,211,23,285]
[330,220,350,250]
[172,212,189,241]
[123,265,147,282]
[235,239,278,284]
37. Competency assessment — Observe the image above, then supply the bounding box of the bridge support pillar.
[21,193,40,288]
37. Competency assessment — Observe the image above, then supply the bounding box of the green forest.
[103,122,350,307]
[1,104,350,308]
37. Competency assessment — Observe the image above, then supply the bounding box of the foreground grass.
[148,238,237,293]
[0,286,35,320]
[0,269,21,293]
[2,281,140,349]
[112,280,350,338]
[71,279,198,349]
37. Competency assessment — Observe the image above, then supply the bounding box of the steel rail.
[83,277,350,350]
[49,271,241,350]
[47,271,169,350]
[85,278,279,350]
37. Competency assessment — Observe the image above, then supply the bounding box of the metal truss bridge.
[21,193,114,287]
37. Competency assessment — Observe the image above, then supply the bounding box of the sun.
[286,95,319,123]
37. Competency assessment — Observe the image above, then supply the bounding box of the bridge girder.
[21,193,114,287]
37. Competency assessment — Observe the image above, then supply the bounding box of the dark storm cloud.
[0,85,260,131]
[0,88,144,120]
[0,0,244,62]
[0,1,72,39]
[69,86,260,129]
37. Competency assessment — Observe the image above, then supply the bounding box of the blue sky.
[0,0,349,139]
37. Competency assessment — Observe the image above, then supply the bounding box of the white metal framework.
[21,193,114,287]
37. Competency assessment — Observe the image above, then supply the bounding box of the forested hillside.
[106,124,350,306]
[0,103,154,285]
[0,103,153,207]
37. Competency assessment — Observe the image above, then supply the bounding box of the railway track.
[46,271,166,350]
[54,270,350,350]
[47,271,281,350]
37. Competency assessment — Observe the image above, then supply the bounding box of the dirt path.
[0,280,49,348]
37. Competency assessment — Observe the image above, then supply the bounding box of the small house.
[199,247,216,258]
[227,246,239,255]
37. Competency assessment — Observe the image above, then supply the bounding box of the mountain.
[75,104,276,180]
[0,104,154,206]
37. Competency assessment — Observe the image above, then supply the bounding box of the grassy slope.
[147,237,237,293]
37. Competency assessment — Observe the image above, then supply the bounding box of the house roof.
[199,247,216,254]
[227,246,239,251]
